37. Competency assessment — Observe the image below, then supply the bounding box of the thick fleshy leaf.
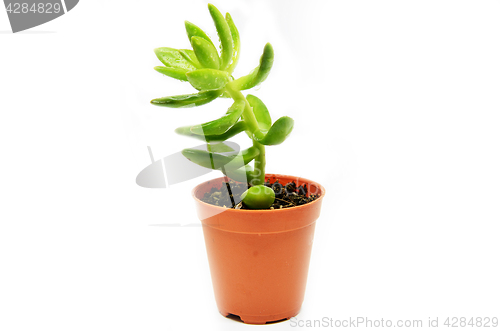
[223,147,259,171]
[232,43,274,90]
[182,148,233,170]
[175,121,247,142]
[154,66,189,81]
[150,90,222,108]
[225,12,240,74]
[246,94,272,131]
[190,100,245,135]
[191,36,220,70]
[208,142,235,153]
[178,49,202,69]
[184,21,216,50]
[252,116,294,145]
[154,47,197,71]
[241,185,275,209]
[186,69,229,91]
[208,4,233,70]
[224,165,254,183]
[181,146,257,171]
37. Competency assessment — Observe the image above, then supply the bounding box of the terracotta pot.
[192,174,325,324]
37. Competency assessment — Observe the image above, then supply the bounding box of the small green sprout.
[241,185,275,209]
[151,4,294,209]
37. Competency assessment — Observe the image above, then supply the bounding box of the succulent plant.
[151,4,294,209]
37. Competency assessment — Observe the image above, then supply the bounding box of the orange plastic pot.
[192,174,325,324]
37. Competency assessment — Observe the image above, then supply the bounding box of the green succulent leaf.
[175,121,247,142]
[186,69,229,91]
[223,146,259,171]
[241,185,275,209]
[184,21,216,50]
[154,66,189,81]
[182,148,233,170]
[208,4,233,71]
[154,47,197,71]
[224,164,254,183]
[150,90,222,108]
[178,49,202,69]
[208,142,235,153]
[191,36,220,70]
[225,12,240,74]
[190,99,245,136]
[233,43,274,90]
[181,146,258,171]
[252,116,294,145]
[246,94,272,131]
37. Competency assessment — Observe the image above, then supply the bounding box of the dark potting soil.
[201,178,320,210]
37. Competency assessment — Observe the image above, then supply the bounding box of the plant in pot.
[150,4,325,324]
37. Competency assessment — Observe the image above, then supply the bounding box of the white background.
[1,0,499,330]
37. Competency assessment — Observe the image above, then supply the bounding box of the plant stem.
[206,142,215,170]
[225,83,261,136]
[225,82,266,185]
[253,139,266,185]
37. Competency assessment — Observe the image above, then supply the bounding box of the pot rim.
[191,173,326,213]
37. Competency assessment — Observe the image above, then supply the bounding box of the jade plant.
[150,4,294,209]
